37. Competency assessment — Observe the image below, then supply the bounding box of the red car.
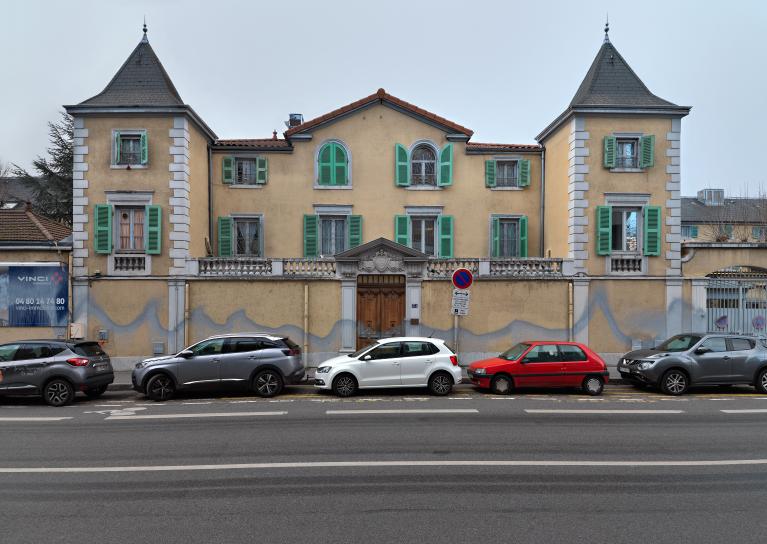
[468,341,609,395]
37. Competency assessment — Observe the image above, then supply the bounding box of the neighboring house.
[681,189,767,242]
[0,177,35,210]
[52,24,767,369]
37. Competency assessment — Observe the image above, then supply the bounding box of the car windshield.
[655,334,703,352]
[351,343,378,358]
[499,343,531,361]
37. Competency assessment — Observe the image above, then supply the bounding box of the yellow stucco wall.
[542,122,570,258]
[682,247,767,277]
[683,223,765,244]
[84,116,174,275]
[582,116,674,276]
[0,252,68,263]
[588,279,667,353]
[211,104,542,258]
[87,279,168,357]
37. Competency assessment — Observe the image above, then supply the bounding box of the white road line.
[105,411,287,420]
[325,409,479,415]
[525,409,684,414]
[181,402,213,405]
[721,409,767,413]
[3,458,767,473]
[0,417,73,422]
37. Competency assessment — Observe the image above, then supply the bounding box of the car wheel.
[582,376,604,396]
[660,370,688,396]
[332,374,358,397]
[490,375,513,395]
[428,372,453,396]
[146,374,175,401]
[84,385,108,399]
[755,368,767,394]
[44,379,74,407]
[253,370,284,398]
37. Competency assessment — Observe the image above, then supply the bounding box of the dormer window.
[112,130,148,167]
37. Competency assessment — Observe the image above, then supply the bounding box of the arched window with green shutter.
[316,142,349,186]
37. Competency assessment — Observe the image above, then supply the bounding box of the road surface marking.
[525,409,684,414]
[325,409,479,415]
[105,411,288,420]
[721,409,767,413]
[0,417,73,422]
[181,402,213,405]
[4,458,767,473]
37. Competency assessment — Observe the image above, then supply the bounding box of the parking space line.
[721,409,767,414]
[105,411,288,420]
[0,417,73,422]
[524,409,684,414]
[325,409,479,415]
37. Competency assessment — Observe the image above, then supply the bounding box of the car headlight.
[637,362,654,370]
[316,366,331,374]
[472,367,487,375]
[619,358,627,365]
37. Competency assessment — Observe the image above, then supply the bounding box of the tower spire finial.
[604,13,610,43]
[142,16,148,42]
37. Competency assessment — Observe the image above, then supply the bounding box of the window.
[0,344,20,362]
[13,343,52,360]
[401,342,437,357]
[320,216,347,256]
[603,135,655,169]
[317,142,349,186]
[616,139,638,169]
[558,344,587,362]
[700,337,727,353]
[236,159,257,184]
[116,207,145,252]
[234,218,262,256]
[222,156,267,185]
[113,130,147,166]
[522,344,561,363]
[500,343,531,361]
[682,225,699,239]
[497,218,520,257]
[411,216,437,255]
[611,208,640,252]
[753,227,766,241]
[657,335,702,352]
[495,160,519,187]
[369,343,401,360]
[190,338,225,356]
[411,145,437,186]
[730,338,755,351]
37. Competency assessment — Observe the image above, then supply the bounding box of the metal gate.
[707,268,767,334]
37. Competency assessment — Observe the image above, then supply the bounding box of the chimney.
[285,113,303,128]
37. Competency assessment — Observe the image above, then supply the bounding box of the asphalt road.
[3,385,767,543]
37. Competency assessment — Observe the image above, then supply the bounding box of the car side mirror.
[179,350,194,358]
[695,347,710,355]
[362,354,372,361]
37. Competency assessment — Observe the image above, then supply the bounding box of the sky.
[1,0,765,196]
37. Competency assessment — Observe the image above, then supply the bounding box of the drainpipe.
[568,281,574,341]
[183,282,190,349]
[303,283,309,370]
[539,147,546,257]
[207,144,213,252]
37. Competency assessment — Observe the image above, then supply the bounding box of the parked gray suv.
[618,333,767,395]
[0,340,114,406]
[132,333,305,400]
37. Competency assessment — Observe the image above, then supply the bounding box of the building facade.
[50,25,767,370]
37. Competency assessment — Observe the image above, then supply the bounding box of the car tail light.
[66,357,90,367]
[449,355,458,366]
[282,348,301,356]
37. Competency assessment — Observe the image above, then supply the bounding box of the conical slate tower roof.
[79,29,183,107]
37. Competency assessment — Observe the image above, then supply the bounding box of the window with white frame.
[411,145,437,186]
[320,216,347,256]
[612,208,641,252]
[235,159,257,185]
[616,139,638,169]
[495,160,519,188]
[234,218,262,256]
[411,216,437,255]
[682,225,699,239]
[116,207,145,252]
[497,218,521,257]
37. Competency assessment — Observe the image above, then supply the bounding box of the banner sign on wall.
[0,264,68,327]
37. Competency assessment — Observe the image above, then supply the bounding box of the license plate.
[94,363,107,372]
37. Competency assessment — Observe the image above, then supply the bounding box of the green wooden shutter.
[317,144,332,185]
[303,215,319,257]
[438,144,453,186]
[519,216,528,257]
[603,136,616,168]
[93,204,112,255]
[394,215,410,246]
[140,132,148,165]
[485,160,496,188]
[596,206,612,256]
[643,206,662,256]
[639,135,655,168]
[256,157,268,184]
[217,216,233,257]
[518,159,531,187]
[348,215,362,248]
[438,215,454,258]
[145,205,162,255]
[113,131,121,164]
[222,156,234,184]
[333,143,348,185]
[395,144,410,186]
[491,217,500,257]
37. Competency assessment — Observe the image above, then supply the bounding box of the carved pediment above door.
[335,237,427,279]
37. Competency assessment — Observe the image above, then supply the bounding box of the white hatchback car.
[314,337,462,397]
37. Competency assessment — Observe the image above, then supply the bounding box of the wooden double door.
[356,275,406,350]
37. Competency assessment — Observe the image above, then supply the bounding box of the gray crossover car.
[618,333,767,395]
[0,340,114,406]
[132,333,305,400]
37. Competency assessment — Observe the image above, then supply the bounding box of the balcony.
[614,156,639,169]
[610,255,644,274]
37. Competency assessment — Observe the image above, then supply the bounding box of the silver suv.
[0,340,114,406]
[618,333,767,395]
[132,333,305,400]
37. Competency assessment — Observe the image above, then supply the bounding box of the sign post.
[450,269,474,353]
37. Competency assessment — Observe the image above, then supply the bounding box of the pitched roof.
[284,88,474,138]
[465,142,542,154]
[79,34,183,107]
[0,206,72,245]
[682,197,767,224]
[214,138,293,151]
